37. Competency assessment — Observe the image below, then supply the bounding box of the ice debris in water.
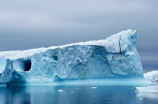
[91,87,97,89]
[100,82,104,84]
[57,89,63,92]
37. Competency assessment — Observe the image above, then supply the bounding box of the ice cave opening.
[23,60,31,71]
[13,59,31,72]
[52,56,58,61]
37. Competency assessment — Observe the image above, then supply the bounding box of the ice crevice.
[119,36,122,54]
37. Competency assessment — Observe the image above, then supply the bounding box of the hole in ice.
[52,56,58,61]
[24,60,31,71]
[13,59,31,72]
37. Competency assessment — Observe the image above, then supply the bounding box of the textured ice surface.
[144,70,158,82]
[0,29,144,84]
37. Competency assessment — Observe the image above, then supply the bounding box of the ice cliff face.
[0,29,143,83]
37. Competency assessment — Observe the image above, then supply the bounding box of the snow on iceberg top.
[0,29,136,60]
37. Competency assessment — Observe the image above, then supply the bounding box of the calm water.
[0,85,158,104]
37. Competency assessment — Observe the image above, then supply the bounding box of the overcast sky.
[0,0,158,71]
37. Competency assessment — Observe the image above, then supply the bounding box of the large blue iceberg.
[0,29,144,84]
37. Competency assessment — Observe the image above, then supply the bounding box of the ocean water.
[0,85,158,104]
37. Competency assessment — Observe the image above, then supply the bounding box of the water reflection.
[0,87,31,104]
[137,92,158,104]
[0,86,158,104]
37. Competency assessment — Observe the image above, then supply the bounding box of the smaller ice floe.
[139,98,143,100]
[91,87,97,89]
[57,89,63,92]
[71,92,74,93]
[144,70,158,83]
[136,86,158,93]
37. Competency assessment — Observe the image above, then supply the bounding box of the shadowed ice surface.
[0,85,158,104]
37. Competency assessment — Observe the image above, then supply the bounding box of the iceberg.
[144,70,158,82]
[0,29,144,84]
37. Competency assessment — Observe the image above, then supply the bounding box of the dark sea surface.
[0,85,158,104]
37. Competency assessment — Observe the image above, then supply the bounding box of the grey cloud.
[141,57,158,62]
[0,0,158,71]
[139,52,158,71]
[0,0,157,31]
